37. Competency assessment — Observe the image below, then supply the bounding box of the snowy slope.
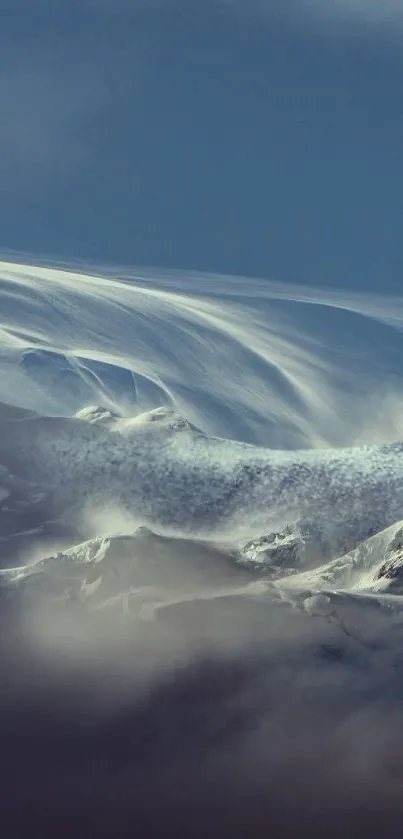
[2,259,403,449]
[3,260,403,837]
[2,258,403,572]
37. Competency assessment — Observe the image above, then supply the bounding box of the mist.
[2,580,403,839]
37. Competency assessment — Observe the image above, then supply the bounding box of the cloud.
[2,602,403,839]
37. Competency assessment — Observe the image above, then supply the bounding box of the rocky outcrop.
[238,527,304,576]
[375,528,403,592]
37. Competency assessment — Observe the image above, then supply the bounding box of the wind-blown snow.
[3,259,403,837]
[2,259,403,448]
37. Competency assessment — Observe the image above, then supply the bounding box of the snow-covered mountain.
[2,259,403,837]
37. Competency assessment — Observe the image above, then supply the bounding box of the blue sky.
[1,0,402,291]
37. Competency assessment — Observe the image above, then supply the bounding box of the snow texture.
[3,260,403,837]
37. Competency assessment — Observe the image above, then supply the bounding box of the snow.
[2,258,403,584]
[3,259,403,449]
[3,259,403,835]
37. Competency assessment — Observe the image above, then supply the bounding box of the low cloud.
[2,618,403,839]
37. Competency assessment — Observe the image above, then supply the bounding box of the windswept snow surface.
[3,259,403,448]
[3,260,403,837]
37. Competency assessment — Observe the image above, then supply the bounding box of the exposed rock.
[376,527,403,591]
[239,526,304,576]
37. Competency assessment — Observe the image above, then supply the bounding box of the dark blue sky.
[1,0,402,291]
